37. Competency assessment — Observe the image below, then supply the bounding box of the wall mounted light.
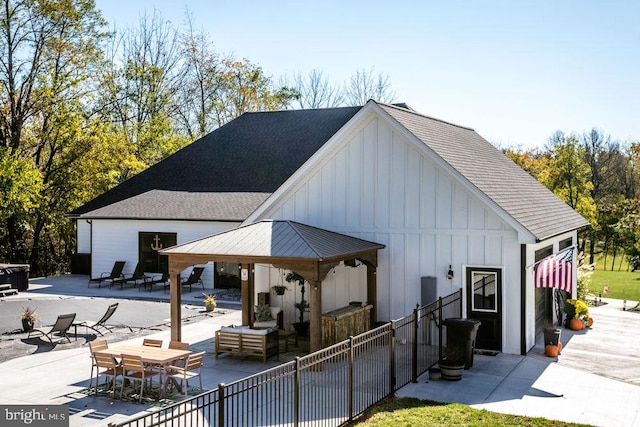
[447,265,454,280]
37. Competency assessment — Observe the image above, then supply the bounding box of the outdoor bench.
[215,326,279,363]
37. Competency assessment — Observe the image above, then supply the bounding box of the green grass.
[585,253,640,301]
[352,397,591,426]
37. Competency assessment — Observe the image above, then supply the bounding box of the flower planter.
[438,362,465,381]
[21,319,33,332]
[568,318,584,331]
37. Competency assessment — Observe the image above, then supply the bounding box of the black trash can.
[442,318,482,369]
[0,264,30,291]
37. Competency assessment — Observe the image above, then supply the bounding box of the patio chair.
[112,262,149,289]
[93,352,123,397]
[88,261,125,288]
[163,351,205,397]
[141,272,169,292]
[143,338,163,348]
[75,303,119,336]
[88,339,109,389]
[28,313,77,344]
[181,266,205,293]
[120,353,159,402]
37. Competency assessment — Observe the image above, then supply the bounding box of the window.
[139,232,177,274]
[559,238,573,250]
[471,271,497,312]
[214,262,241,289]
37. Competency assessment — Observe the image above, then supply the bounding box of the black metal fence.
[111,290,462,427]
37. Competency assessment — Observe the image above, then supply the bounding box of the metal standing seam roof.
[161,220,386,259]
[377,103,589,241]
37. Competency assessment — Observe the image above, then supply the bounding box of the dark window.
[139,232,177,274]
[214,262,241,289]
[535,245,553,262]
[559,238,573,250]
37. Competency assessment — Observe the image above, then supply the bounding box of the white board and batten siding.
[258,113,521,336]
[88,219,240,287]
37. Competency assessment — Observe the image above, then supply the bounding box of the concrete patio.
[0,275,639,426]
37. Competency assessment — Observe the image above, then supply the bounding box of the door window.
[471,271,497,312]
[139,232,177,273]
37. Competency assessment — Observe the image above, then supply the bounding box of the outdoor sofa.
[215,326,279,363]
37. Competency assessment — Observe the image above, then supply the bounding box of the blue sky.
[95,1,640,150]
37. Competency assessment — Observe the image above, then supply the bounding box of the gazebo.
[161,220,386,352]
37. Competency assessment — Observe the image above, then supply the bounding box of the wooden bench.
[215,326,279,363]
[0,283,18,297]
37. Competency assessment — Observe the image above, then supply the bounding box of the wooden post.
[170,266,182,342]
[309,280,322,352]
[241,263,252,326]
[367,263,377,326]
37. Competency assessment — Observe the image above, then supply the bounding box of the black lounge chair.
[112,262,149,289]
[88,261,125,288]
[141,272,169,292]
[74,303,119,336]
[28,313,76,344]
[181,267,204,293]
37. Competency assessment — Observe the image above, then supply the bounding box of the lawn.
[584,253,640,302]
[353,397,591,426]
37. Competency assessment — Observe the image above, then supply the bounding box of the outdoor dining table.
[96,344,192,398]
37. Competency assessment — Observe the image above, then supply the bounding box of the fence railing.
[111,290,462,427]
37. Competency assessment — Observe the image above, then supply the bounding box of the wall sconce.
[447,265,454,280]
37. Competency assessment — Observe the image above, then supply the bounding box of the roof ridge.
[376,101,475,132]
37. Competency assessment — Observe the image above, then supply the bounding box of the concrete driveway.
[397,298,640,427]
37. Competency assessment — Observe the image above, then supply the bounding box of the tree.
[290,69,342,109]
[0,0,108,272]
[343,67,396,105]
[541,132,596,224]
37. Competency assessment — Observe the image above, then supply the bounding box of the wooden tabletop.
[96,344,192,365]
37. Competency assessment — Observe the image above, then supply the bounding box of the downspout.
[520,244,527,355]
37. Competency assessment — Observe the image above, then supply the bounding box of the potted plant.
[564,299,589,330]
[286,272,309,336]
[21,306,37,332]
[438,345,465,381]
[271,284,289,296]
[203,293,217,312]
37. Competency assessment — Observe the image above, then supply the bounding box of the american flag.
[534,248,574,293]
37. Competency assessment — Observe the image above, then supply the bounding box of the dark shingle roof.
[378,103,589,241]
[70,106,361,217]
[79,190,271,221]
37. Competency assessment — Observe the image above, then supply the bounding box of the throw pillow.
[255,304,272,322]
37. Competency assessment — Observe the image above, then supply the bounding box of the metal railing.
[112,290,462,427]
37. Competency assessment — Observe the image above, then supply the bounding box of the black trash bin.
[0,264,30,291]
[442,318,481,369]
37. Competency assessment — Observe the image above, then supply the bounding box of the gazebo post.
[309,280,322,352]
[367,263,378,326]
[170,266,182,342]
[241,263,252,326]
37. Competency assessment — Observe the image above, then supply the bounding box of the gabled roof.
[377,103,589,241]
[73,100,587,241]
[80,190,270,221]
[161,220,385,260]
[70,106,361,218]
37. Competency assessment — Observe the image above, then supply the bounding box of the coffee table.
[278,329,298,352]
